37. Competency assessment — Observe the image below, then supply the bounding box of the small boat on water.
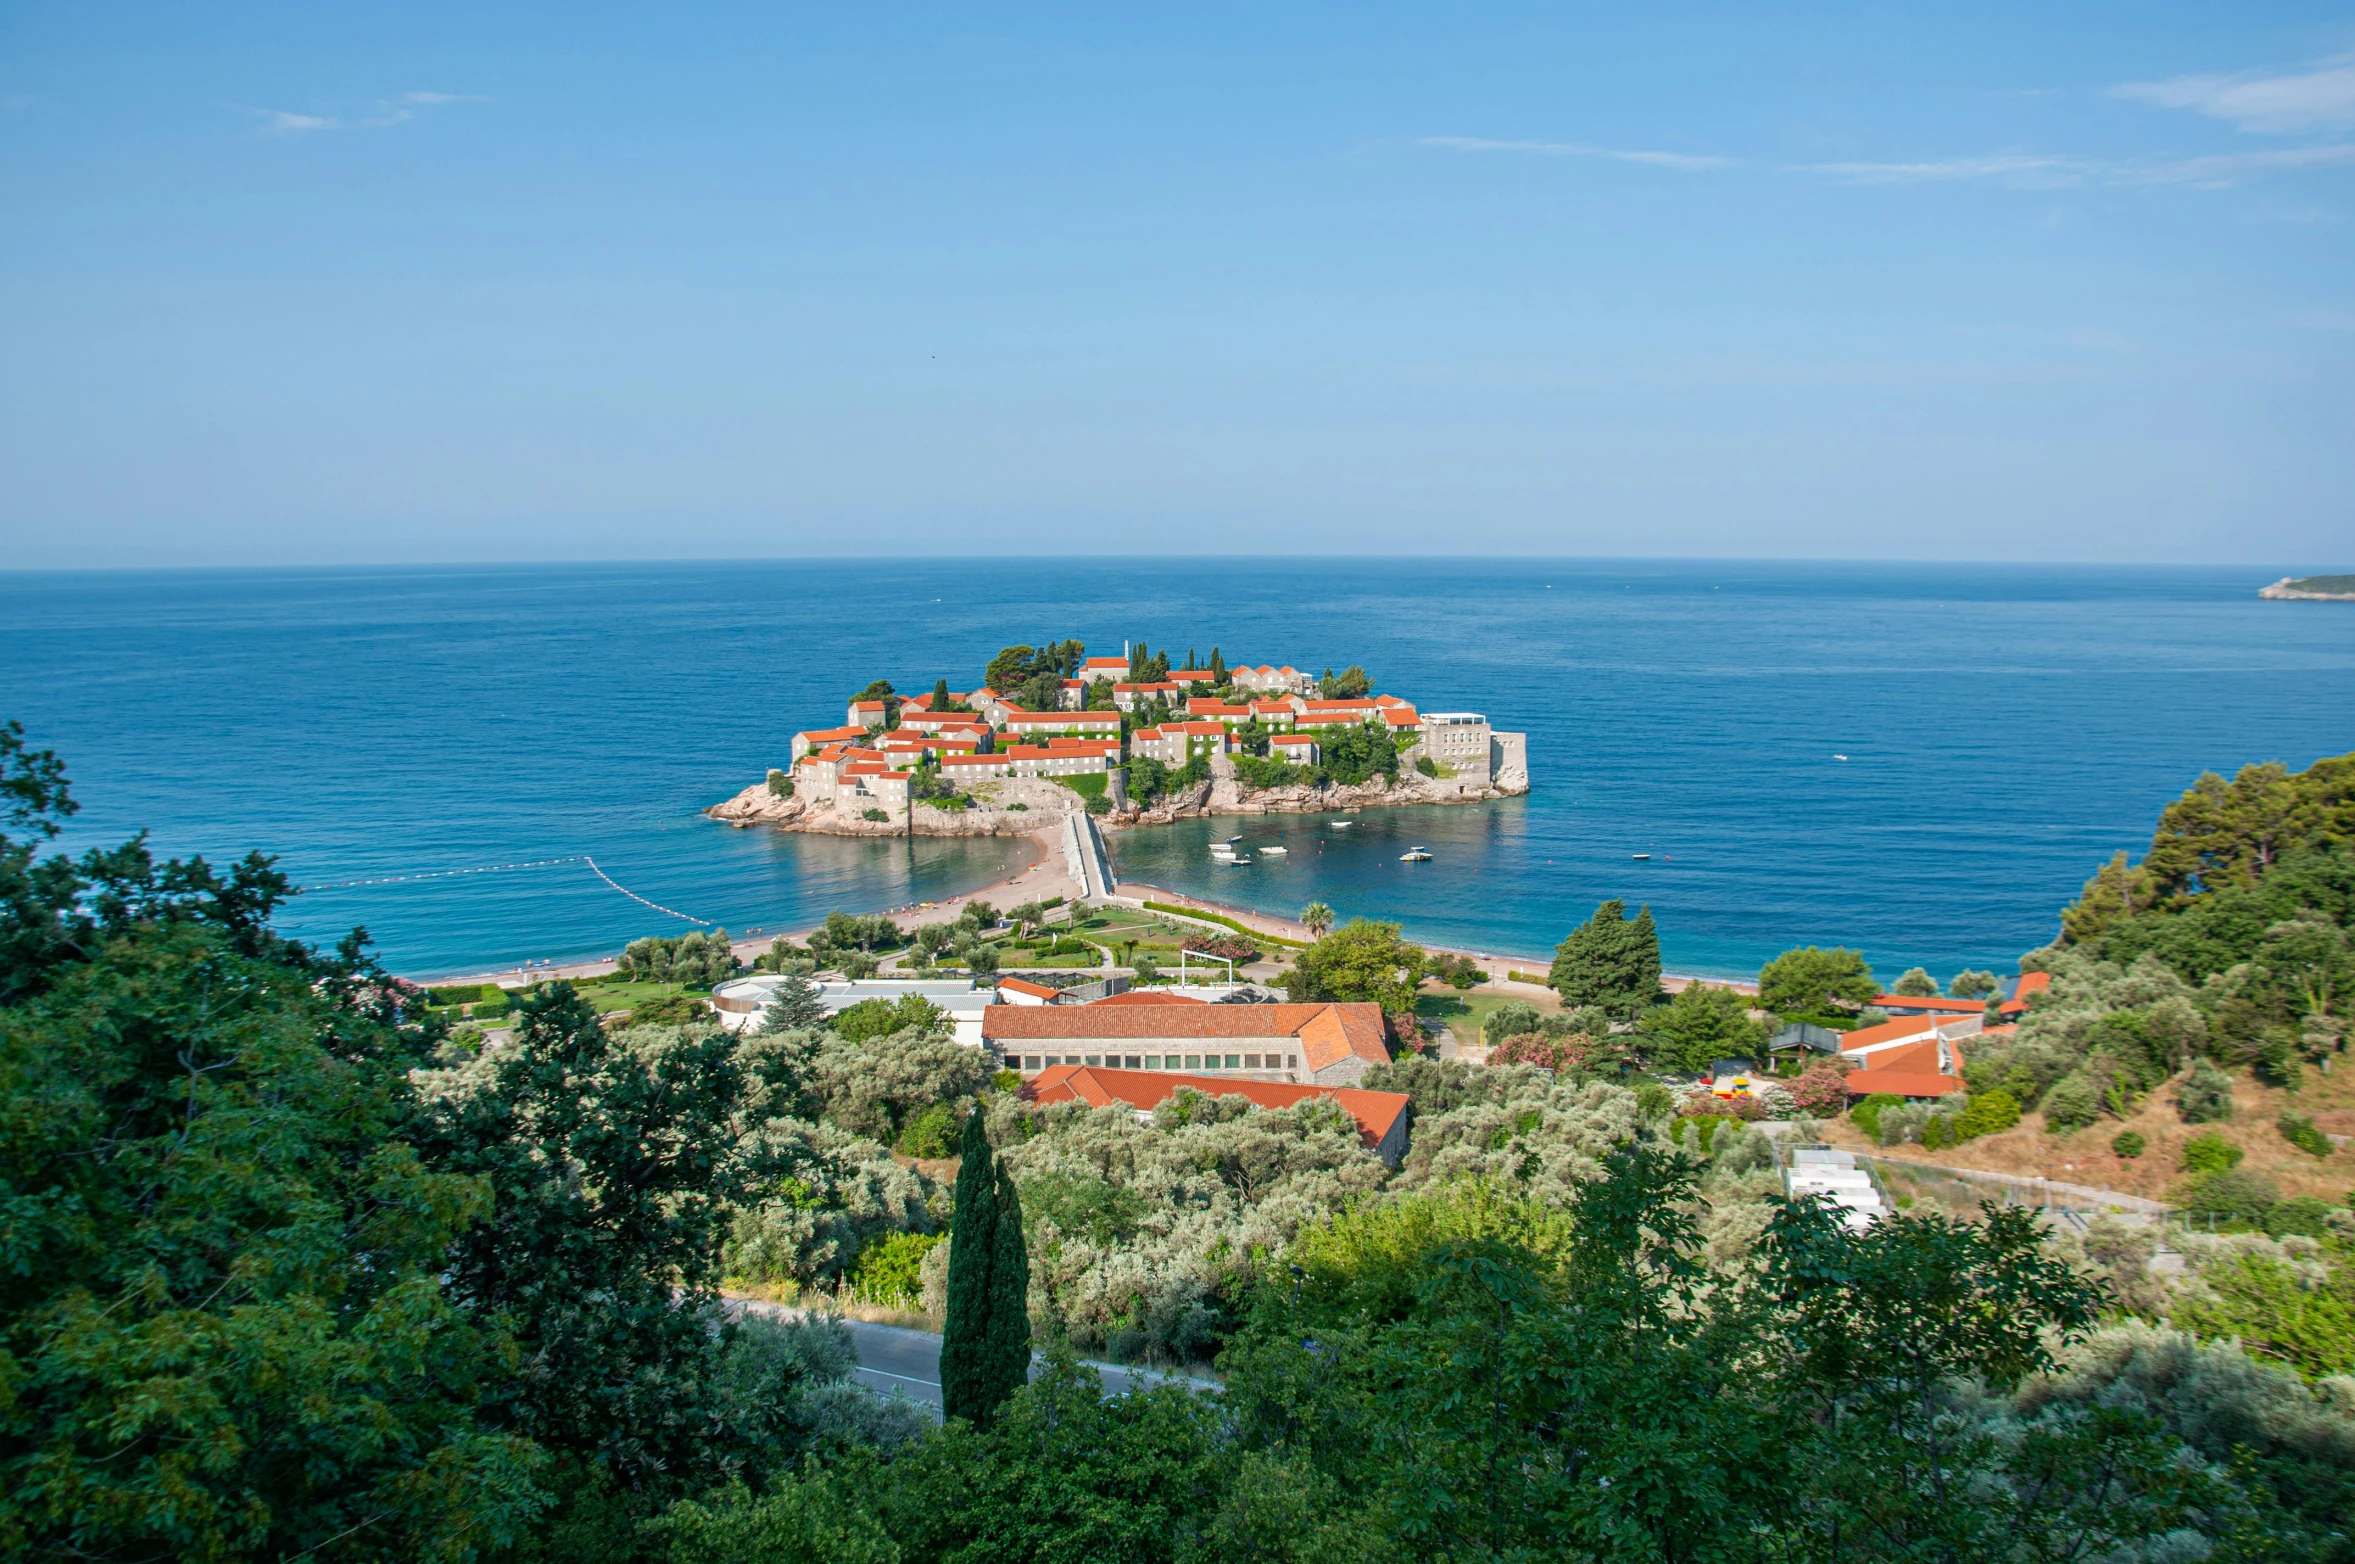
[1399,848,1432,863]
[1224,854,1254,866]
[1632,853,1651,860]
[1329,820,1354,830]
[1259,845,1288,856]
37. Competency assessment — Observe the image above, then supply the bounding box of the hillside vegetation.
[7,721,2355,1561]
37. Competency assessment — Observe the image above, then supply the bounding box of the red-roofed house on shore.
[1875,993,1989,1018]
[792,725,871,762]
[1130,722,1232,764]
[983,1000,1394,1087]
[995,977,1066,1006]
[2000,971,2052,1018]
[1270,732,1321,765]
[847,699,890,728]
[1111,681,1181,712]
[1024,1064,1411,1165]
[1840,1013,1978,1099]
[1003,710,1123,741]
[1081,655,1131,680]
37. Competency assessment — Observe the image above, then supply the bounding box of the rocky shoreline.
[707,754,1529,840]
[2260,576,2355,602]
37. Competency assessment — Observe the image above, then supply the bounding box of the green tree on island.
[1319,664,1371,699]
[1547,899,1662,1020]
[1890,965,1939,996]
[940,1109,1031,1427]
[1759,945,1879,1025]
[1283,917,1424,1016]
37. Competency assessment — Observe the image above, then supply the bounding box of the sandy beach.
[425,824,1077,988]
[427,825,1754,999]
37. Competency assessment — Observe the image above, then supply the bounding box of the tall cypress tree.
[940,1108,999,1424]
[1208,646,1226,685]
[983,1165,1032,1410]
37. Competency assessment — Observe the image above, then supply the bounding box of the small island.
[2260,574,2355,602]
[708,639,1529,839]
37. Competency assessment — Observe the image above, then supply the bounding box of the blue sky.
[1,3,2350,566]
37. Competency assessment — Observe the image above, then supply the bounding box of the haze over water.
[6,558,2349,981]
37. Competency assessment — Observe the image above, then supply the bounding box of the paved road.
[731,1300,1215,1413]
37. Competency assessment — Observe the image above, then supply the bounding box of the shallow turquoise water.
[4,558,2350,981]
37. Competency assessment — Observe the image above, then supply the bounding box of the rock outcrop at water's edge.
[708,754,1528,839]
[1104,751,1525,831]
[705,778,1080,837]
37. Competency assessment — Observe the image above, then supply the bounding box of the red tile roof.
[1874,994,1987,1015]
[2000,971,2052,1015]
[1023,1064,1409,1150]
[1381,708,1421,727]
[983,1001,1390,1074]
[1090,989,1208,1006]
[996,977,1062,1001]
[797,725,870,742]
[1844,1070,1964,1099]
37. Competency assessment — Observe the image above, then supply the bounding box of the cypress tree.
[983,1164,1033,1411]
[1209,646,1226,685]
[940,1108,999,1424]
[932,677,951,709]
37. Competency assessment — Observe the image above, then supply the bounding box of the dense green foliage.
[12,724,2355,1561]
[617,929,740,986]
[1280,917,1423,1016]
[1636,980,1769,1073]
[1758,944,1879,1025]
[1547,898,1663,1019]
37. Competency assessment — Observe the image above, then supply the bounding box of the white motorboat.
[1259,845,1288,856]
[1399,848,1432,862]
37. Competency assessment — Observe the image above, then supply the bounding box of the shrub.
[1788,1061,1851,1116]
[2180,1131,2245,1175]
[895,1101,958,1158]
[1850,1092,1903,1141]
[2175,1060,2236,1123]
[1922,1115,1954,1150]
[1954,1088,2021,1141]
[861,808,890,823]
[1415,755,1441,779]
[626,991,708,1028]
[766,768,794,798]
[848,1231,943,1308]
[2041,1071,2102,1132]
[2264,1196,2338,1239]
[2111,1130,2146,1159]
[1232,755,1309,790]
[471,992,511,1020]
[428,982,495,1006]
[2175,1168,2280,1229]
[1489,1033,1580,1072]
[2278,1111,2334,1159]
[1183,935,1260,964]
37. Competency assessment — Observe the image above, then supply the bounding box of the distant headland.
[707,640,1530,839]
[2260,575,2355,602]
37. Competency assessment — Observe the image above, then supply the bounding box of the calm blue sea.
[5,560,2350,982]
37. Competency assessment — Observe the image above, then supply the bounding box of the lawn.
[1414,985,1558,1045]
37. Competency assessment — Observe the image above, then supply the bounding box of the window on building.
[1124,1055,1141,1070]
[1085,1055,1102,1068]
[1225,1053,1241,1069]
[1184,1054,1202,1070]
[1244,1053,1262,1070]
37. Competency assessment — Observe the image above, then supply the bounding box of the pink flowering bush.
[1788,1061,1853,1116]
